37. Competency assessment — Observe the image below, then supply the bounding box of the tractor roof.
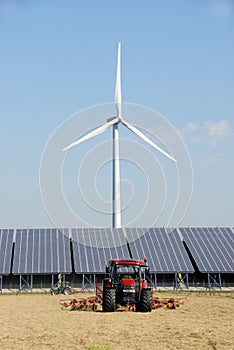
[108,259,148,267]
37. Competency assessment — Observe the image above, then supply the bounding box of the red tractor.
[102,259,152,312]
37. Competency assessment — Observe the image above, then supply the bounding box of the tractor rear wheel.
[102,289,116,312]
[139,290,152,312]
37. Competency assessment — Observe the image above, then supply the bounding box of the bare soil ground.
[0,291,233,350]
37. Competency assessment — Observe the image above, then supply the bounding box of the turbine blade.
[121,120,177,162]
[115,42,122,117]
[63,118,118,151]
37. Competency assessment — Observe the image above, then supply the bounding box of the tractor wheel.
[140,290,152,312]
[50,289,59,295]
[63,287,72,295]
[102,289,116,312]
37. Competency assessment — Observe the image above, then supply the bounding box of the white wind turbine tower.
[63,42,177,228]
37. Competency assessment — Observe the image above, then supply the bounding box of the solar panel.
[27,229,33,273]
[2,227,233,276]
[71,229,86,272]
[33,229,39,273]
[72,227,195,274]
[71,228,130,273]
[0,229,14,275]
[39,229,46,273]
[45,228,51,272]
[127,228,194,273]
[12,228,72,274]
[180,227,234,273]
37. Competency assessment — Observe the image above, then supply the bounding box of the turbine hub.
[107,116,121,124]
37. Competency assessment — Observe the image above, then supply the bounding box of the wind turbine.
[63,42,176,228]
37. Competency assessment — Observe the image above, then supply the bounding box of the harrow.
[59,295,186,311]
[152,296,186,310]
[60,296,100,311]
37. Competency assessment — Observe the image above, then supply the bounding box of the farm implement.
[59,259,186,312]
[60,296,99,311]
[59,295,185,311]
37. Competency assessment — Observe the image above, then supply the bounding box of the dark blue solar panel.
[27,229,33,273]
[142,229,159,269]
[114,245,125,260]
[20,229,27,273]
[169,229,193,272]
[0,230,8,273]
[104,247,112,262]
[71,228,130,273]
[149,229,169,271]
[128,228,194,273]
[89,230,97,271]
[97,248,106,272]
[15,229,25,274]
[161,229,176,270]
[0,229,14,275]
[125,228,139,259]
[63,229,71,272]
[181,227,234,272]
[45,229,51,273]
[57,228,72,273]
[216,228,234,267]
[198,228,224,271]
[157,228,174,271]
[100,228,108,247]
[134,229,145,258]
[57,230,64,272]
[113,229,129,259]
[71,229,79,270]
[39,229,46,273]
[33,229,39,273]
[73,242,82,272]
[197,228,220,271]
[51,228,58,273]
[92,247,101,272]
[13,230,20,273]
[107,228,115,247]
[0,231,7,269]
[13,228,71,274]
[78,241,87,271]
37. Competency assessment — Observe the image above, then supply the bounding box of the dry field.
[0,291,233,350]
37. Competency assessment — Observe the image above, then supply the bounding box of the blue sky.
[0,0,233,228]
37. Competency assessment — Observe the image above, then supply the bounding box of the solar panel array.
[0,229,14,275]
[71,228,130,273]
[125,228,194,273]
[180,227,234,273]
[12,228,72,274]
[0,227,233,275]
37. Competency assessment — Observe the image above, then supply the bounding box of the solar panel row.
[12,229,72,274]
[0,227,233,275]
[0,229,14,275]
[180,227,234,273]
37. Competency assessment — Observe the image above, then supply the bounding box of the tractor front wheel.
[139,290,152,312]
[50,289,59,295]
[102,289,116,312]
[63,287,72,295]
